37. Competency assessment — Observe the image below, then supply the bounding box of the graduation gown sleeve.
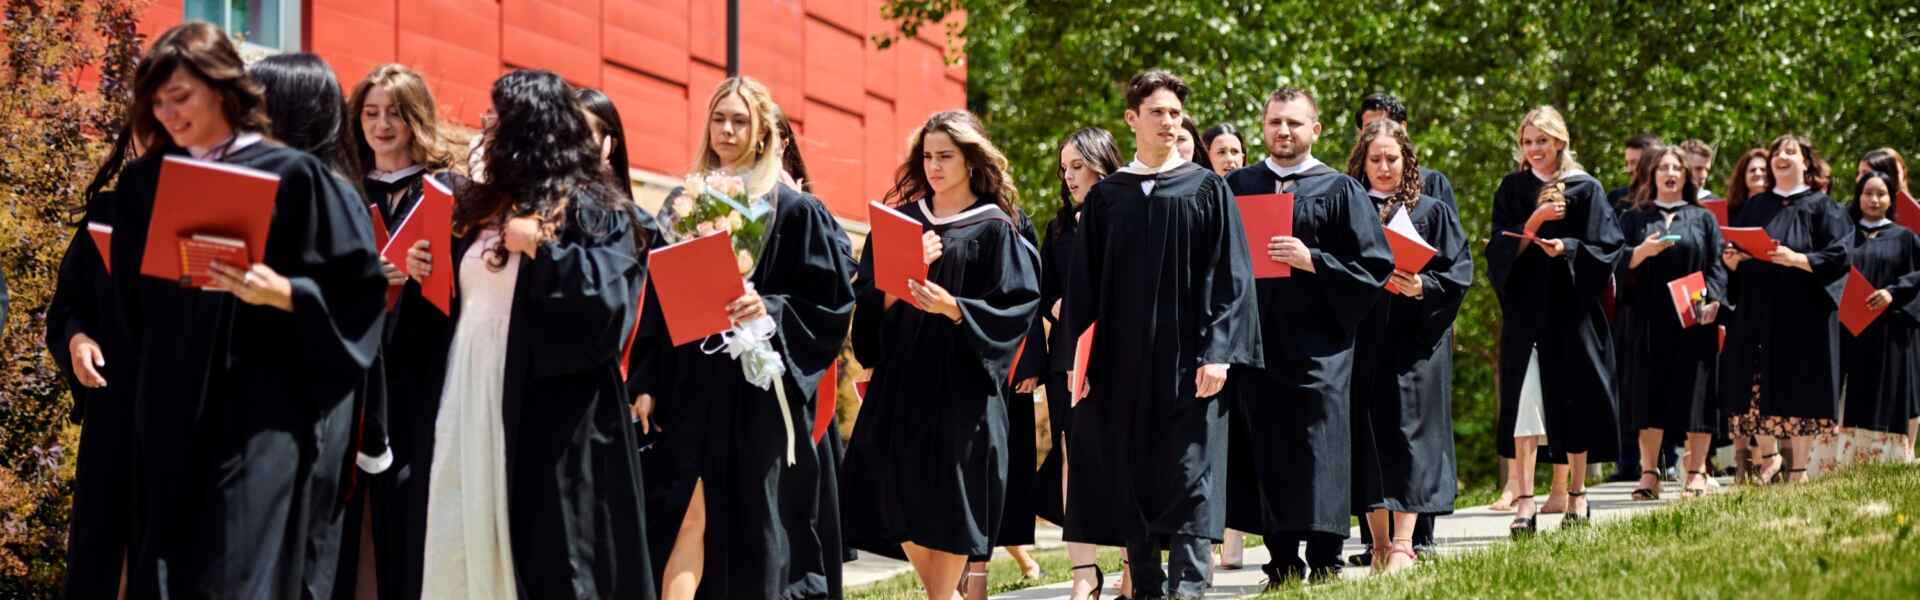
[520,205,642,379]
[1197,177,1264,367]
[759,189,858,398]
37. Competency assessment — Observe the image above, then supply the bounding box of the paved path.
[828,476,1709,598]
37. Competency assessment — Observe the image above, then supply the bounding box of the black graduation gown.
[636,183,855,599]
[994,215,1046,549]
[1220,162,1394,537]
[1840,223,1920,434]
[108,142,388,599]
[1032,216,1076,528]
[47,190,141,599]
[842,199,1041,557]
[1616,203,1726,434]
[1719,188,1850,423]
[447,192,654,600]
[1486,170,1624,462]
[1351,195,1472,515]
[1062,162,1263,546]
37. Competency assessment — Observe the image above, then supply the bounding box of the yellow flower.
[728,212,746,231]
[736,249,755,275]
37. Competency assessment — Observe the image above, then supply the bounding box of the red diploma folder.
[1701,199,1730,227]
[617,275,648,380]
[1236,193,1294,278]
[87,222,112,274]
[1069,323,1096,406]
[1840,266,1887,336]
[1896,189,1920,233]
[648,231,747,346]
[141,155,279,287]
[366,205,401,308]
[1500,229,1544,243]
[383,177,455,314]
[1383,208,1436,274]
[1666,271,1708,328]
[1720,226,1777,258]
[813,363,837,444]
[1006,339,1026,387]
[868,201,927,299]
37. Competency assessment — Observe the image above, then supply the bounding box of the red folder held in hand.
[383,177,455,314]
[1236,193,1294,278]
[1383,208,1436,274]
[1701,199,1730,227]
[1069,324,1096,406]
[868,201,928,299]
[367,205,402,309]
[1841,266,1888,336]
[1720,226,1778,258]
[1666,271,1708,328]
[178,234,249,288]
[141,155,279,287]
[648,231,747,346]
[88,222,112,274]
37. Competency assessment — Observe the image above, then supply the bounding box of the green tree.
[0,0,144,594]
[881,0,1920,491]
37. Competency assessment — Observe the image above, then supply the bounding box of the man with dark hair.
[1225,86,1392,587]
[1064,69,1263,598]
[1356,94,1456,208]
[1681,139,1718,200]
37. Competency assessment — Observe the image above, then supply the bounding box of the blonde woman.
[841,109,1041,599]
[631,76,856,600]
[1485,106,1624,536]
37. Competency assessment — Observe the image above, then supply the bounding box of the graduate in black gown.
[1485,106,1623,536]
[1837,170,1920,458]
[1343,120,1472,575]
[47,125,142,599]
[842,109,1042,597]
[1720,134,1850,484]
[1602,134,1663,484]
[109,23,389,598]
[328,63,466,600]
[1616,145,1727,500]
[1064,70,1264,598]
[434,69,653,599]
[1222,88,1392,585]
[637,76,855,600]
[1855,149,1920,448]
[1030,127,1125,600]
[1717,147,1775,480]
[1347,92,1456,561]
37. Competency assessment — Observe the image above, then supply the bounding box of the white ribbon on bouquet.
[699,283,797,465]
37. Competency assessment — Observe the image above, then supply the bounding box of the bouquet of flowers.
[666,171,799,464]
[667,171,775,275]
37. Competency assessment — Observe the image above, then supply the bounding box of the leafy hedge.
[881,0,1920,490]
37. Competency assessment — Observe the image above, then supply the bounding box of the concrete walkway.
[827,476,1710,598]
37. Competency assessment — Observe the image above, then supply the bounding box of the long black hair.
[74,124,140,222]
[248,53,362,188]
[1849,169,1901,224]
[1051,127,1121,241]
[456,69,618,267]
[575,87,634,198]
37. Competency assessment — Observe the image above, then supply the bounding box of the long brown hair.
[130,22,270,152]
[348,64,460,175]
[883,110,1020,218]
[1764,133,1830,194]
[1345,119,1423,221]
[1627,145,1700,209]
[1723,148,1769,215]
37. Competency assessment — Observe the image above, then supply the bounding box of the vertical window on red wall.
[185,0,301,51]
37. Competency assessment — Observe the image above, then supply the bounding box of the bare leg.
[903,542,969,600]
[1567,453,1590,517]
[1492,455,1519,511]
[1909,419,1918,459]
[1062,439,1104,600]
[960,560,988,600]
[661,479,708,600]
[1364,509,1391,574]
[118,550,127,600]
[1684,433,1713,495]
[1753,435,1782,483]
[1383,511,1419,572]
[1542,463,1571,513]
[1511,436,1541,532]
[1732,434,1751,484]
[1008,545,1041,578]
[1221,529,1244,567]
[1634,428,1663,499]
[357,496,378,599]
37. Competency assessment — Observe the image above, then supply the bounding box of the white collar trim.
[368,164,425,183]
[190,132,264,160]
[918,198,998,225]
[1119,153,1188,176]
[1775,184,1811,197]
[1264,155,1324,178]
[1861,217,1894,228]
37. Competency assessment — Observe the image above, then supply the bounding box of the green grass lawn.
[845,535,1267,599]
[1262,461,1920,599]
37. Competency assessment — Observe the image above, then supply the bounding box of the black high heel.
[1563,490,1592,526]
[1629,469,1661,501]
[1685,470,1710,497]
[1509,495,1538,538]
[1070,563,1104,600]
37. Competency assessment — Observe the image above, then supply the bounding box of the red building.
[136,0,968,231]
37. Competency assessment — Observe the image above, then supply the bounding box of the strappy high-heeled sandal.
[1685,470,1710,497]
[1563,490,1592,526]
[1382,538,1418,573]
[1753,452,1783,484]
[1069,563,1104,600]
[1629,470,1661,501]
[1510,495,1539,538]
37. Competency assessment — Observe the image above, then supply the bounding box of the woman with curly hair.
[419,68,653,599]
[1345,119,1472,572]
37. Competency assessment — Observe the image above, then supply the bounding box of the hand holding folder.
[382,177,455,314]
[1383,208,1436,275]
[868,201,928,299]
[648,231,748,346]
[1236,193,1294,278]
[1720,226,1778,259]
[1666,271,1710,328]
[1069,324,1096,406]
[1841,266,1889,336]
[141,156,279,288]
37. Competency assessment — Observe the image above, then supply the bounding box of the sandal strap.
[1569,490,1587,497]
[1071,563,1099,571]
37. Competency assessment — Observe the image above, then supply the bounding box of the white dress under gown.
[421,231,520,598]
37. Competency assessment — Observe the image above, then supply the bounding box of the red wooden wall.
[137,0,968,222]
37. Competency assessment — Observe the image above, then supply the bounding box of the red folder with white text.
[141,155,279,287]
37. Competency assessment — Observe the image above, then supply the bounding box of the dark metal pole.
[726,0,740,77]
